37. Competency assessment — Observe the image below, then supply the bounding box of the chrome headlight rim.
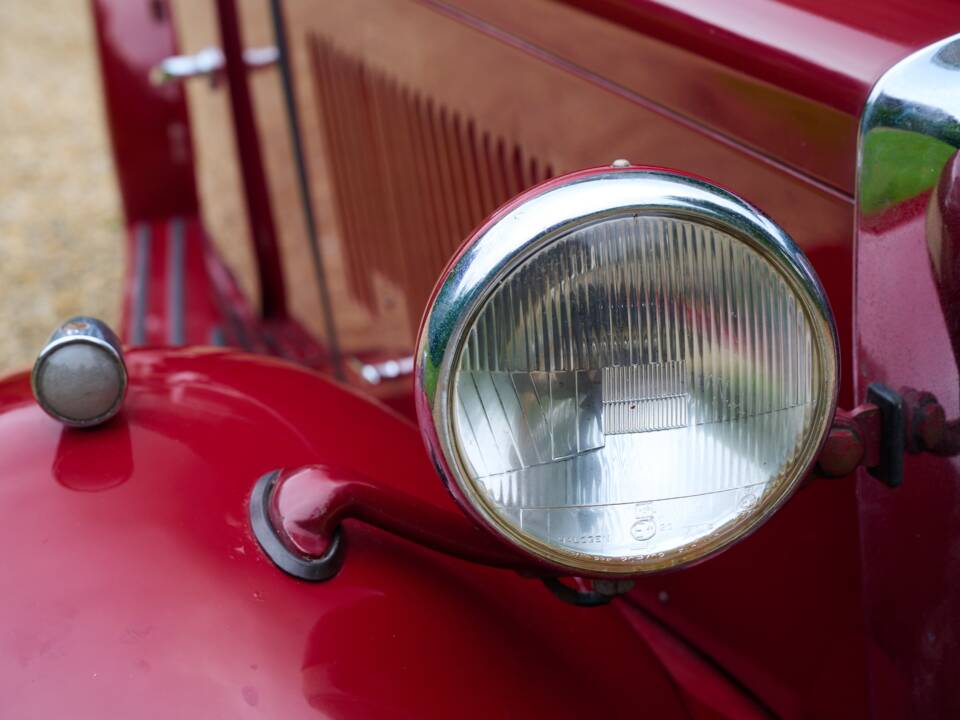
[416,166,839,575]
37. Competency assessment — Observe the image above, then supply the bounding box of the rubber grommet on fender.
[249,469,345,582]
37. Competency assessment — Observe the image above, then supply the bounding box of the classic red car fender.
[0,348,697,718]
[24,0,960,717]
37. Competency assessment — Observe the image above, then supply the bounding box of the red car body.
[1,1,959,717]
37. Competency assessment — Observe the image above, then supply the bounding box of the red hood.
[436,0,960,193]
[576,0,958,116]
[566,0,960,191]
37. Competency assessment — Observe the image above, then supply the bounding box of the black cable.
[268,0,344,380]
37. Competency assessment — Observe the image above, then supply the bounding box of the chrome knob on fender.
[32,317,127,428]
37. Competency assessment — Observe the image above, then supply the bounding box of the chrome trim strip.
[167,217,186,346]
[131,222,151,347]
[349,355,415,385]
[150,46,278,86]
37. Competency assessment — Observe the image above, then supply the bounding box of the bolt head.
[915,398,946,451]
[818,425,864,477]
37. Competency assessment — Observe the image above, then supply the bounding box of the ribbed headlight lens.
[417,167,838,575]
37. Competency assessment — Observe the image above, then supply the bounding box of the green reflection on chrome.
[860,128,957,214]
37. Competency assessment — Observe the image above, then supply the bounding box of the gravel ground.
[0,2,122,376]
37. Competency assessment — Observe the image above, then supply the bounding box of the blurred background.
[0,0,405,380]
[0,1,122,375]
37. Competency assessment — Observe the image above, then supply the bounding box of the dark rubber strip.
[131,222,151,347]
[167,217,186,346]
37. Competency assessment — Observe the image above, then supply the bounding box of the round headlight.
[416,167,838,575]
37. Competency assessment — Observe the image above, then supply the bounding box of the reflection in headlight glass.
[452,215,819,566]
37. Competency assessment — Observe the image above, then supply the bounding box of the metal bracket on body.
[816,383,958,486]
[865,384,905,488]
[249,470,345,582]
[248,465,532,582]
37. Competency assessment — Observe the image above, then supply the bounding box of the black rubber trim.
[249,469,345,581]
[167,216,186,346]
[131,222,151,347]
[867,382,905,488]
[542,577,611,607]
[225,305,253,352]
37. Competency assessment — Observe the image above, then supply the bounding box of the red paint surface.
[90,0,198,221]
[856,183,960,716]
[216,0,288,320]
[92,3,334,370]
[566,0,957,115]
[405,3,918,714]
[559,0,960,190]
[930,152,960,369]
[79,0,960,716]
[118,217,221,347]
[268,464,529,568]
[0,349,692,718]
[618,600,771,720]
[628,476,868,719]
[91,0,256,352]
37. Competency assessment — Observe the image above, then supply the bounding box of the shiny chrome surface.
[858,33,960,223]
[416,167,839,574]
[149,46,278,86]
[31,316,127,427]
[350,355,415,385]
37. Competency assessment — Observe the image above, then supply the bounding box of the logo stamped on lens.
[631,516,657,542]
